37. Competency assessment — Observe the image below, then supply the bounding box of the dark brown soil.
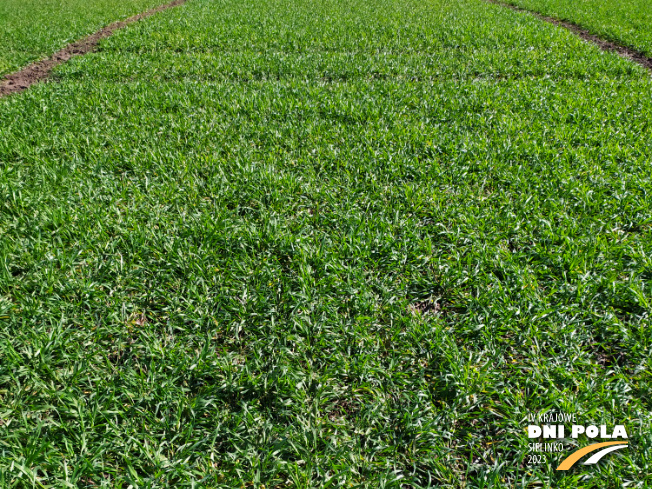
[487,0,652,73]
[0,0,187,98]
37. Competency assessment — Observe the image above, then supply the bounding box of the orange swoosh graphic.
[556,441,629,470]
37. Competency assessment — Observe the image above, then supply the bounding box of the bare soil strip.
[487,0,652,73]
[0,0,187,98]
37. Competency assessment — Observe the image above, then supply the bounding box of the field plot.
[502,0,652,56]
[1,0,652,486]
[0,0,169,76]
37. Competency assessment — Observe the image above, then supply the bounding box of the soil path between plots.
[487,0,652,73]
[0,0,187,98]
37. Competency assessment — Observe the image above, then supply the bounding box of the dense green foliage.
[504,0,652,56]
[0,0,167,76]
[1,0,651,486]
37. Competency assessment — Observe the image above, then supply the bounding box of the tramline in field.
[503,0,652,57]
[0,0,167,77]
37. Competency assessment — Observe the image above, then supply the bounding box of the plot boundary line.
[486,0,652,73]
[0,0,187,99]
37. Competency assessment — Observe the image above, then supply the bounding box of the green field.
[504,0,652,56]
[0,0,167,76]
[1,0,651,487]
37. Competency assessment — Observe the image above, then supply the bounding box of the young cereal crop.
[0,0,651,487]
